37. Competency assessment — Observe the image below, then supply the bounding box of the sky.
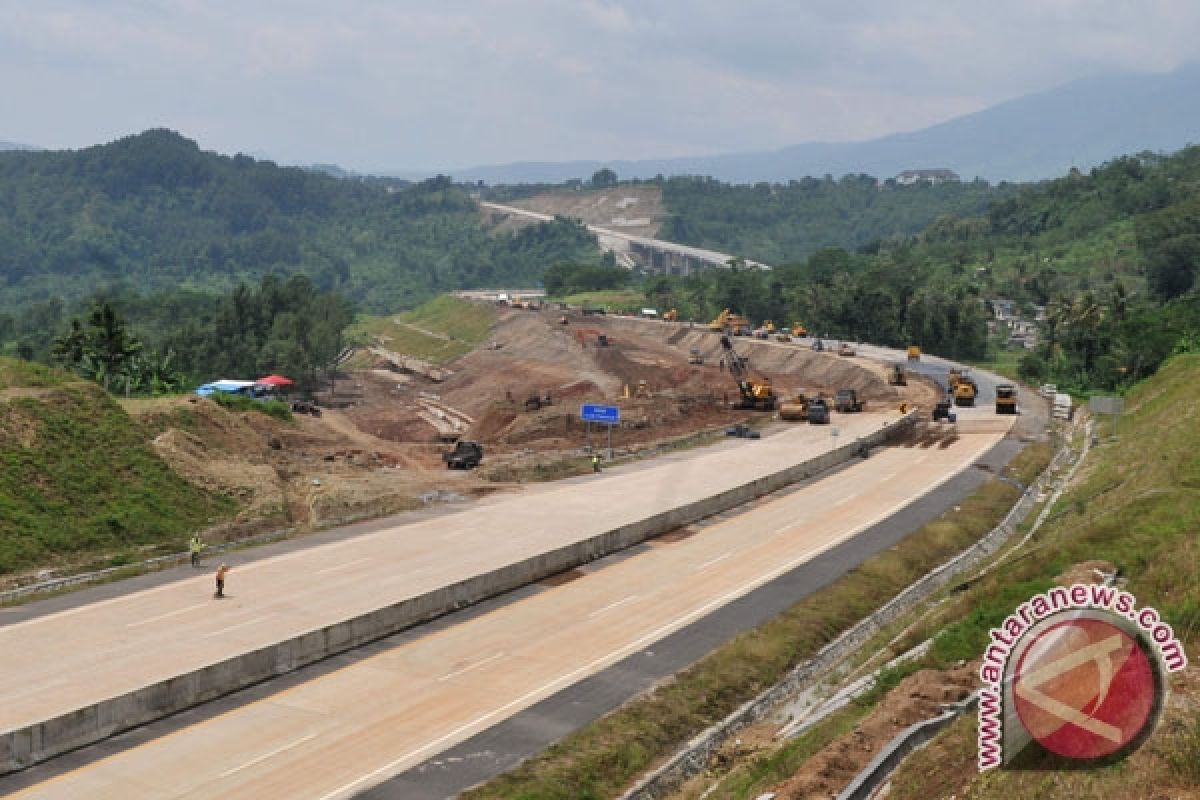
[3,1,1200,173]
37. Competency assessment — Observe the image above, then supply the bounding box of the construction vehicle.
[729,313,752,336]
[807,397,830,424]
[887,362,907,386]
[995,383,1018,414]
[947,368,963,388]
[443,440,483,469]
[834,388,865,413]
[663,308,678,322]
[709,309,732,332]
[687,347,704,365]
[779,392,811,421]
[907,345,921,362]
[932,400,954,422]
[837,343,856,357]
[954,377,978,407]
[792,322,808,337]
[596,333,609,347]
[719,335,777,411]
[764,320,777,334]
[775,332,792,342]
[725,423,761,439]
[524,393,553,411]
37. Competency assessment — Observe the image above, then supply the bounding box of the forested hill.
[0,130,600,313]
[656,174,1019,265]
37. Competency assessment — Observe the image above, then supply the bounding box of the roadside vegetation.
[880,353,1200,799]
[0,361,235,576]
[462,441,1052,800]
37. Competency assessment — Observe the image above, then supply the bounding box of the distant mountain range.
[426,62,1200,185]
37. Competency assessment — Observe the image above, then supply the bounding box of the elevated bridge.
[480,201,772,276]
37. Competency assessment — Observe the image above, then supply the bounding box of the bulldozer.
[834,388,865,413]
[719,335,777,411]
[887,362,907,386]
[995,383,1018,414]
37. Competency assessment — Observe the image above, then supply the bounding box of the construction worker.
[592,454,601,473]
[189,535,203,568]
[214,564,230,598]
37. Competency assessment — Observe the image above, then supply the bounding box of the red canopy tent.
[255,374,295,387]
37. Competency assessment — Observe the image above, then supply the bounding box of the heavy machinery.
[834,388,865,413]
[663,308,679,322]
[887,362,907,386]
[792,322,808,337]
[932,400,954,422]
[719,335,777,411]
[995,383,1018,414]
[687,346,704,365]
[947,368,963,388]
[524,393,553,411]
[764,320,777,335]
[954,378,978,407]
[443,440,483,469]
[779,392,811,421]
[728,313,752,336]
[709,309,731,332]
[907,345,922,362]
[807,397,830,424]
[837,342,856,357]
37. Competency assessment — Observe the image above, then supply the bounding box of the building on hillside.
[894,168,960,185]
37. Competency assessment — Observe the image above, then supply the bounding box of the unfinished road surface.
[2,411,1013,799]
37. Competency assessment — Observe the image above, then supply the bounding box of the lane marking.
[219,732,319,778]
[437,652,505,682]
[696,552,732,571]
[200,615,271,639]
[833,494,857,507]
[125,602,210,628]
[587,595,638,618]
[315,557,371,576]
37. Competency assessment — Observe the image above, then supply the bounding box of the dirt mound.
[773,663,978,799]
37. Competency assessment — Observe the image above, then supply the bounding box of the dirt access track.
[121,305,939,558]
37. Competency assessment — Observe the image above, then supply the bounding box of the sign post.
[581,403,621,460]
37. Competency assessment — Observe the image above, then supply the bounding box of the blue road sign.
[581,403,620,424]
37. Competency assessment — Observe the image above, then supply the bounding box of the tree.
[591,168,618,189]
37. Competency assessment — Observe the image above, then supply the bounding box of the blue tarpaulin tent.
[194,380,258,397]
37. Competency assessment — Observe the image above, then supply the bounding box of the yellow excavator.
[720,335,777,410]
[709,308,731,332]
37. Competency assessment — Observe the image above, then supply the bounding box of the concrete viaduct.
[480,201,772,276]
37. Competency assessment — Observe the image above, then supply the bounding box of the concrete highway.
[2,414,1012,799]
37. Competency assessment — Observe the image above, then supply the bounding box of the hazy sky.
[3,1,1199,172]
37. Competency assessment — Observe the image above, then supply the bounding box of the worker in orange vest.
[214,564,230,598]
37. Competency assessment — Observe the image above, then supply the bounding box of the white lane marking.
[437,652,505,683]
[879,471,897,482]
[315,557,371,576]
[125,602,211,628]
[219,732,319,778]
[832,494,857,507]
[587,595,638,618]
[200,615,271,639]
[443,526,483,540]
[696,552,731,571]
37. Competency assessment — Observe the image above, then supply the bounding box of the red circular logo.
[1012,617,1157,760]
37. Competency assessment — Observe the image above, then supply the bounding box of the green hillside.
[0,129,601,315]
[0,358,234,574]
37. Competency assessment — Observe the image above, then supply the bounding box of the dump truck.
[995,383,1018,414]
[807,397,830,424]
[954,378,977,407]
[887,362,907,386]
[834,388,865,413]
[443,440,483,469]
[932,400,954,422]
[907,345,921,362]
[720,335,777,411]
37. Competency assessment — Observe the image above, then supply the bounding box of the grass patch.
[0,358,73,390]
[210,391,293,421]
[884,353,1200,799]
[554,289,647,311]
[0,377,235,575]
[348,294,496,364]
[462,441,1053,799]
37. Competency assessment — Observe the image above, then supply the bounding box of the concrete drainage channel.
[620,428,1081,800]
[1,414,916,775]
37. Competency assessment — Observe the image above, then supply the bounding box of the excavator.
[719,335,777,410]
[792,322,808,338]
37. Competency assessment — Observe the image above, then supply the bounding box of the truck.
[995,384,1018,414]
[806,397,830,424]
[887,362,907,386]
[907,345,922,362]
[834,388,865,413]
[1052,392,1073,420]
[442,440,483,469]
